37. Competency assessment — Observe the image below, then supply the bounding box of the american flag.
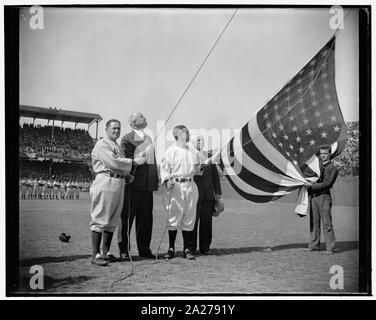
[219,36,347,206]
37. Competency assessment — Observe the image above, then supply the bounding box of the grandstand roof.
[20,105,102,124]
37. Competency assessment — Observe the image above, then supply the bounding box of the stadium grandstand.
[19,105,102,199]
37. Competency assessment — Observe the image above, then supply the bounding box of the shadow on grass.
[208,241,358,256]
[19,241,359,264]
[19,254,91,266]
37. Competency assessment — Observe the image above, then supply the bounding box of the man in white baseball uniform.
[59,180,65,199]
[26,176,33,199]
[32,177,39,199]
[66,180,72,199]
[53,178,60,199]
[90,119,145,266]
[19,177,26,199]
[38,177,45,199]
[75,180,81,200]
[160,125,200,260]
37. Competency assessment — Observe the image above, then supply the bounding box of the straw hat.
[213,198,224,217]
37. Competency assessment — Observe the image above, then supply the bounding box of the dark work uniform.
[118,131,159,257]
[189,151,222,253]
[308,160,338,252]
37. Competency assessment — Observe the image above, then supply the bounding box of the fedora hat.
[213,198,224,217]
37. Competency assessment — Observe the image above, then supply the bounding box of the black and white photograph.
[3,3,371,298]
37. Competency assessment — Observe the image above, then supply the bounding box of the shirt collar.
[321,160,331,166]
[133,129,145,140]
[103,137,118,147]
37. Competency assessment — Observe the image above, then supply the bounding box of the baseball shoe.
[91,254,109,266]
[139,253,156,259]
[119,253,131,261]
[200,250,209,255]
[102,253,119,262]
[325,250,334,255]
[139,249,156,259]
[164,248,175,260]
[184,249,196,260]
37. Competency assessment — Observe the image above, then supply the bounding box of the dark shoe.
[119,253,131,261]
[303,247,320,252]
[200,250,209,255]
[325,250,334,255]
[91,255,109,266]
[139,251,156,259]
[164,249,175,260]
[184,249,196,260]
[102,253,119,262]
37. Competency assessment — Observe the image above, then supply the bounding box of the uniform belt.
[174,177,193,183]
[99,172,127,179]
[109,173,126,179]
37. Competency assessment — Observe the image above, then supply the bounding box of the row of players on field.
[19,178,90,199]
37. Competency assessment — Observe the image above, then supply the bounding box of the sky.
[19,7,359,157]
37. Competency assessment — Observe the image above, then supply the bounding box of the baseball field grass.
[17,181,359,295]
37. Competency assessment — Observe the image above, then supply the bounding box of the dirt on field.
[16,192,359,295]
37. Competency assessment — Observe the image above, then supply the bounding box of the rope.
[111,184,172,290]
[154,188,172,259]
[153,9,238,144]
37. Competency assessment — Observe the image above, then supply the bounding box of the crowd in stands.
[333,121,359,177]
[19,160,94,181]
[19,124,94,160]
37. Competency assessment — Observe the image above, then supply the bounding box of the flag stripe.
[233,130,305,187]
[222,168,283,203]
[240,124,287,176]
[219,36,347,204]
[220,142,292,196]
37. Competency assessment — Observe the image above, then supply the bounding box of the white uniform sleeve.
[160,149,172,183]
[94,142,132,174]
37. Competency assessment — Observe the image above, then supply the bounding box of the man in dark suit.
[117,113,159,259]
[189,135,222,255]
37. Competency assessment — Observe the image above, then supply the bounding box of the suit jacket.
[120,131,159,192]
[310,160,338,196]
[193,150,222,202]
